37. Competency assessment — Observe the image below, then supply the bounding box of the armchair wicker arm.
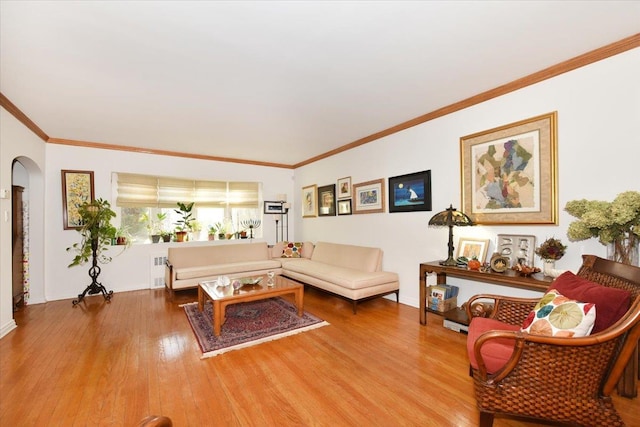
[466,293,539,326]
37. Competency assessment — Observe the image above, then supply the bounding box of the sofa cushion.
[549,271,631,333]
[281,241,303,258]
[175,260,281,280]
[467,317,520,373]
[310,242,382,272]
[282,259,397,289]
[521,289,596,337]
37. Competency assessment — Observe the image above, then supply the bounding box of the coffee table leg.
[295,288,304,316]
[197,286,204,311]
[213,300,223,336]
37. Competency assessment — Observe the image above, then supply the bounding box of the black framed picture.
[317,184,336,216]
[388,170,432,213]
[337,199,352,215]
[264,201,285,214]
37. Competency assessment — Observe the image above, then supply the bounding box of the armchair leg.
[479,411,494,427]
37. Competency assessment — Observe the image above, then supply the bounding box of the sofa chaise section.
[280,241,399,313]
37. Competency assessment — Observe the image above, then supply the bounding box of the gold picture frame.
[301,184,318,218]
[460,112,558,225]
[61,169,95,230]
[455,237,490,263]
[352,178,385,214]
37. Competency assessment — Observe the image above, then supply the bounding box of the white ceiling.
[1,1,639,166]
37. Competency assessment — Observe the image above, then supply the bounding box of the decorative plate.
[490,254,510,273]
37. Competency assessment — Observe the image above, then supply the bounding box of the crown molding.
[46,138,294,169]
[0,92,49,142]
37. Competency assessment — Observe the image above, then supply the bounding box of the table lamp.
[428,204,474,266]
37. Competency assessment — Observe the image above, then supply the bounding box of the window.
[113,173,262,243]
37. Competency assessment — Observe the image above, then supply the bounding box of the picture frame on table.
[388,169,432,213]
[455,238,490,263]
[337,176,352,199]
[264,201,285,214]
[317,184,336,216]
[61,169,95,230]
[301,184,318,218]
[460,111,558,225]
[337,199,352,215]
[352,178,385,214]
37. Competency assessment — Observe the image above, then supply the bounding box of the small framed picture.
[337,176,351,199]
[302,184,318,218]
[456,238,490,263]
[264,201,285,214]
[317,184,336,216]
[338,199,352,215]
[353,179,385,214]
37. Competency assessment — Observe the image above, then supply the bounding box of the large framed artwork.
[301,184,318,218]
[388,170,432,213]
[61,169,95,230]
[352,178,385,214]
[460,112,558,225]
[317,184,336,216]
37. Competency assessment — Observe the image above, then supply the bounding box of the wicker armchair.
[466,255,640,427]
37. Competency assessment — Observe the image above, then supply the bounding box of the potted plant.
[115,225,132,246]
[66,198,120,304]
[140,212,167,243]
[208,223,222,240]
[160,229,173,242]
[174,201,195,242]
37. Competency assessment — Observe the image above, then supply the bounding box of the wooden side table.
[419,261,551,325]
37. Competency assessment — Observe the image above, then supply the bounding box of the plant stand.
[72,239,113,306]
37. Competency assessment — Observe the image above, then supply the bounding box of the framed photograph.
[264,201,285,214]
[388,170,432,213]
[317,184,336,216]
[61,169,95,230]
[496,234,537,267]
[337,176,351,199]
[456,238,490,263]
[338,199,352,215]
[301,184,318,218]
[460,111,558,225]
[352,178,385,214]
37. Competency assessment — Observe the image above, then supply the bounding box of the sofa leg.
[352,301,358,314]
[394,290,399,303]
[165,286,174,301]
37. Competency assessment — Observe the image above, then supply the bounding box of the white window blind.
[115,173,260,209]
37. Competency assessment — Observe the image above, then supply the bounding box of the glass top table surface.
[199,275,299,300]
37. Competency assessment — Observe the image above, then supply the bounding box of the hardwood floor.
[1,287,638,427]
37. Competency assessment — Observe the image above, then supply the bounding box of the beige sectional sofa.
[165,240,399,312]
[164,242,282,298]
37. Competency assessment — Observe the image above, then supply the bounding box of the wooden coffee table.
[198,274,304,336]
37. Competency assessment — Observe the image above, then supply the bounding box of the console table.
[419,261,552,325]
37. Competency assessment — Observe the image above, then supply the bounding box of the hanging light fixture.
[428,204,474,266]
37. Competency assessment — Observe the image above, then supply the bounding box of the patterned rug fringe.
[200,321,329,359]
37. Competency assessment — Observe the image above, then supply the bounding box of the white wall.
[44,144,295,301]
[294,48,640,308]
[0,109,46,337]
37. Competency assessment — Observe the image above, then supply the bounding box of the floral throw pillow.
[281,241,303,258]
[521,289,596,337]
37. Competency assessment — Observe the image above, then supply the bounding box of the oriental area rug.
[183,297,329,358]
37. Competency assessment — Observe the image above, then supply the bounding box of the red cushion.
[550,271,632,333]
[467,317,519,373]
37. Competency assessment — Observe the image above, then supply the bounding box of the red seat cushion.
[550,271,632,333]
[467,317,520,373]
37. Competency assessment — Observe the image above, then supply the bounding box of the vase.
[607,232,639,266]
[542,259,556,277]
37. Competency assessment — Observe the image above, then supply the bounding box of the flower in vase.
[535,237,567,261]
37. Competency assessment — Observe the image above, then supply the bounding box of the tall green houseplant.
[66,198,120,305]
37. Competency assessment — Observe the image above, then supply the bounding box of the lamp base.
[439,257,458,267]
